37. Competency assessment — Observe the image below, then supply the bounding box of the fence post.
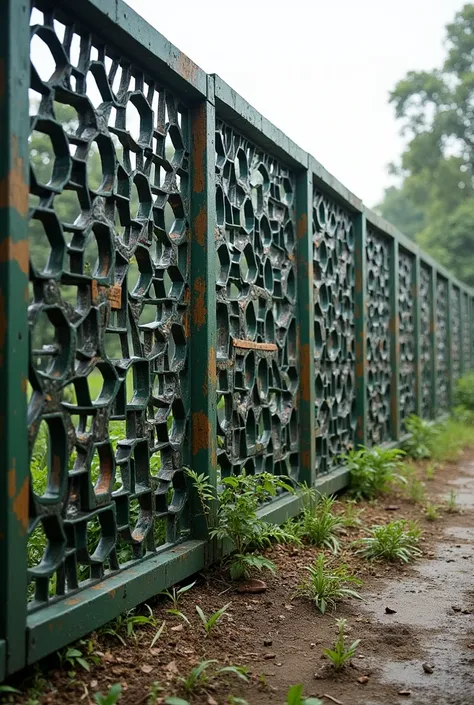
[296,166,315,486]
[354,213,367,447]
[188,84,217,541]
[0,0,30,675]
[460,292,465,377]
[414,254,422,418]
[430,268,438,418]
[389,239,401,440]
[446,281,453,409]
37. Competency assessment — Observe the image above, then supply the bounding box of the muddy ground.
[4,451,474,705]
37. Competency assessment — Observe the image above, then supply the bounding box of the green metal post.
[414,255,422,417]
[460,290,465,377]
[389,239,401,440]
[430,268,437,418]
[296,168,315,485]
[188,83,217,542]
[354,213,367,447]
[446,281,453,409]
[0,0,30,675]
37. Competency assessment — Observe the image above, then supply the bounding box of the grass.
[424,503,441,521]
[355,520,422,563]
[322,618,360,670]
[429,418,474,463]
[295,553,362,614]
[446,488,460,513]
[292,492,343,553]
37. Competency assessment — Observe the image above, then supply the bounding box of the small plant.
[150,620,167,648]
[94,684,122,705]
[164,699,189,705]
[431,418,474,462]
[178,660,248,695]
[293,493,343,553]
[196,603,231,635]
[160,581,196,610]
[286,684,323,705]
[58,641,100,672]
[405,476,426,504]
[425,463,437,481]
[454,371,474,411]
[185,469,215,530]
[323,618,360,671]
[341,499,365,528]
[446,488,460,513]
[295,553,362,614]
[424,503,441,521]
[404,415,438,459]
[227,697,250,705]
[356,520,422,563]
[99,605,157,645]
[344,445,406,500]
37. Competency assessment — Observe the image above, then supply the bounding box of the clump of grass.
[446,488,460,513]
[404,415,438,459]
[424,503,441,521]
[405,476,426,504]
[425,463,437,481]
[430,419,474,463]
[340,499,365,528]
[295,553,362,614]
[292,492,343,553]
[322,618,360,671]
[355,520,422,563]
[344,446,406,500]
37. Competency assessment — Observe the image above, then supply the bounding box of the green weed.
[403,414,438,459]
[340,499,365,528]
[424,503,441,521]
[177,660,248,695]
[446,488,460,513]
[425,463,437,481]
[94,684,122,705]
[160,581,196,610]
[454,371,474,411]
[293,493,343,553]
[356,520,422,562]
[344,446,406,500]
[295,553,362,614]
[323,618,360,670]
[286,684,323,705]
[405,476,426,504]
[195,603,231,635]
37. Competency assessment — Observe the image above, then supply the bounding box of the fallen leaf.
[165,660,178,675]
[141,664,153,674]
[171,624,184,632]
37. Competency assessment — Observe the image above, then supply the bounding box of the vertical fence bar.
[296,167,315,486]
[447,281,453,409]
[414,254,422,418]
[389,239,401,440]
[430,268,438,418]
[189,85,217,541]
[0,0,30,675]
[460,291,465,376]
[354,213,367,447]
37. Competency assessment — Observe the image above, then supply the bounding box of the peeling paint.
[192,277,206,330]
[299,343,310,403]
[194,205,206,247]
[0,136,28,216]
[0,237,28,275]
[191,104,206,193]
[297,212,307,240]
[13,476,29,534]
[192,411,209,455]
[176,52,198,86]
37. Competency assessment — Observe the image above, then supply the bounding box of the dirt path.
[7,452,474,705]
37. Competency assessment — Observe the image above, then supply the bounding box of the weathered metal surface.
[354,213,367,447]
[398,248,417,427]
[390,239,401,440]
[419,263,433,418]
[436,275,450,412]
[451,286,462,388]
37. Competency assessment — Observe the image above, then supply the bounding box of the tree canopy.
[376,3,474,286]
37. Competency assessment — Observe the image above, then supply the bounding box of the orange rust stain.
[192,277,206,330]
[297,212,307,241]
[21,375,28,395]
[177,52,198,85]
[194,205,206,247]
[0,288,6,367]
[191,104,206,193]
[64,598,81,606]
[300,449,310,469]
[299,343,310,402]
[109,589,116,599]
[192,411,209,456]
[0,237,28,275]
[354,268,362,293]
[0,136,28,216]
[8,465,15,498]
[13,476,29,534]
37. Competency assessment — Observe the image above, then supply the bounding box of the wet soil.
[5,451,474,705]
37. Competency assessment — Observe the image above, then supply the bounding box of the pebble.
[452,605,462,612]
[385,606,397,614]
[422,663,434,674]
[398,690,412,696]
[357,675,370,684]
[264,638,273,646]
[237,579,267,594]
[264,653,276,660]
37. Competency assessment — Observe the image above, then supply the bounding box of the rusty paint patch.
[0,237,28,275]
[13,476,29,534]
[109,589,116,599]
[0,288,6,367]
[192,277,206,330]
[194,205,206,247]
[0,136,28,216]
[64,598,81,606]
[191,103,206,193]
[354,267,362,293]
[233,339,277,352]
[21,375,28,395]
[192,411,209,456]
[297,212,307,241]
[299,343,310,403]
[300,449,310,469]
[177,52,198,85]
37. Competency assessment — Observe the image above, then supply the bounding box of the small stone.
[264,653,276,660]
[171,624,184,632]
[357,675,370,684]
[385,606,397,614]
[452,605,462,612]
[207,696,218,705]
[398,690,412,696]
[90,680,98,688]
[141,664,153,674]
[462,609,471,615]
[310,643,316,649]
[237,579,267,594]
[422,663,434,674]
[385,505,400,511]
[264,638,273,646]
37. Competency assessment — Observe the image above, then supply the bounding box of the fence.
[1,0,474,680]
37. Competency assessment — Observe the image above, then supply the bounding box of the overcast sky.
[126,0,465,207]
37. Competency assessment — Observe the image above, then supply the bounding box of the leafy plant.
[340,499,365,528]
[195,603,231,635]
[293,493,343,553]
[286,684,323,705]
[425,463,437,481]
[405,476,426,504]
[323,618,360,670]
[355,520,422,562]
[94,684,122,705]
[403,415,438,459]
[454,371,474,411]
[99,605,157,645]
[58,641,100,672]
[177,660,248,694]
[344,445,406,500]
[424,503,441,521]
[185,469,215,530]
[160,581,196,610]
[430,418,474,463]
[295,553,362,614]
[446,488,460,513]
[150,620,167,649]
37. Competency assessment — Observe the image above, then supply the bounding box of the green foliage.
[58,640,100,672]
[344,445,406,500]
[160,581,196,610]
[425,463,437,481]
[404,475,426,504]
[425,503,441,521]
[228,553,277,581]
[446,488,460,513]
[454,372,474,411]
[195,602,231,635]
[295,553,362,615]
[403,415,438,459]
[323,618,360,671]
[177,660,248,695]
[99,605,157,645]
[185,469,215,529]
[286,684,323,705]
[164,699,190,705]
[430,418,474,462]
[292,493,343,553]
[356,520,422,563]
[340,499,365,528]
[375,185,425,241]
[94,684,122,705]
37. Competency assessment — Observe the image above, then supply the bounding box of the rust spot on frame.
[177,52,198,86]
[300,449,310,469]
[50,454,61,491]
[194,205,206,247]
[0,237,28,275]
[299,343,310,402]
[192,411,209,456]
[21,375,28,395]
[191,104,206,193]
[192,277,206,330]
[13,477,29,534]
[297,212,307,241]
[354,267,362,293]
[0,136,28,216]
[232,339,277,352]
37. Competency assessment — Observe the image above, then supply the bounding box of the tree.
[377,3,474,286]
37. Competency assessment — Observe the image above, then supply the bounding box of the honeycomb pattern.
[420,264,432,418]
[27,5,191,608]
[451,287,461,384]
[215,120,298,481]
[312,190,356,473]
[436,276,449,411]
[366,227,392,444]
[398,249,416,425]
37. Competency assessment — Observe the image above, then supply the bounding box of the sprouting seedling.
[286,684,323,705]
[424,503,441,521]
[446,488,460,513]
[323,618,360,671]
[160,581,196,610]
[94,683,122,705]
[195,603,231,635]
[150,620,166,649]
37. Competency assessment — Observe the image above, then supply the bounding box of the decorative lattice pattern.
[420,264,432,418]
[452,287,461,384]
[27,5,191,609]
[463,292,471,372]
[214,121,298,480]
[366,227,392,444]
[399,249,416,425]
[312,190,356,472]
[436,276,449,411]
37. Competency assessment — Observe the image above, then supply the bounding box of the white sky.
[126,0,465,207]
